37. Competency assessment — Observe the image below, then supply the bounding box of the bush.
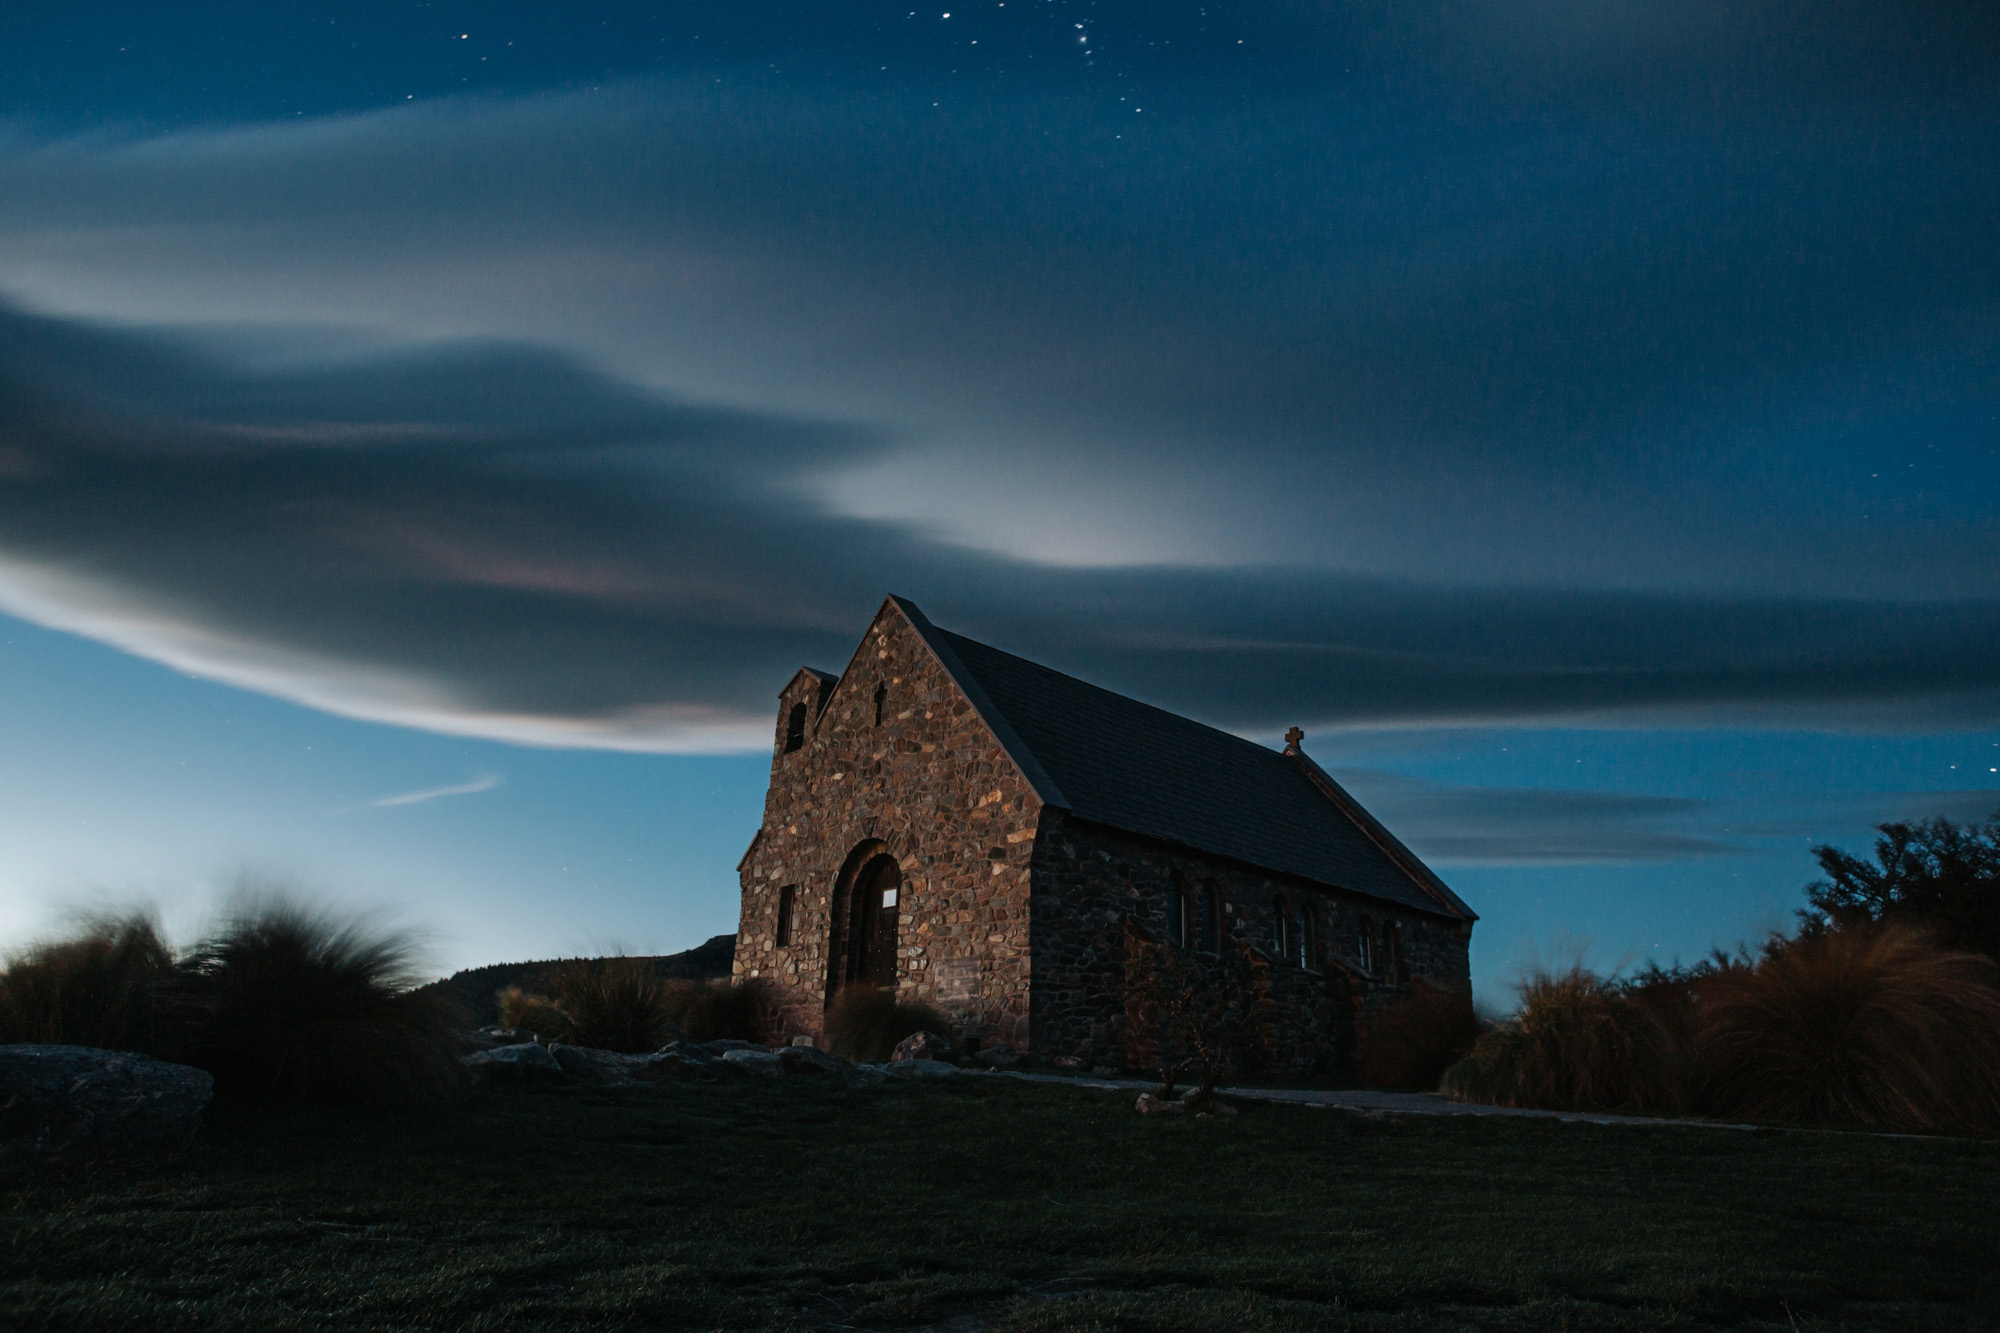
[661,979,774,1044]
[1695,924,2000,1134]
[495,985,569,1041]
[0,914,173,1051]
[822,985,949,1062]
[540,958,680,1052]
[170,899,464,1106]
[1357,982,1481,1090]
[1441,966,1681,1114]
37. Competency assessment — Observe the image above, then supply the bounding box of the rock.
[885,1058,958,1079]
[778,1047,852,1079]
[701,1039,765,1056]
[1134,1092,1185,1115]
[1050,1055,1086,1071]
[889,1031,956,1063]
[719,1048,784,1077]
[478,1026,538,1045]
[550,1045,718,1086]
[463,1041,563,1081]
[842,1063,890,1087]
[789,1035,817,1047]
[972,1044,1025,1070]
[0,1044,213,1162]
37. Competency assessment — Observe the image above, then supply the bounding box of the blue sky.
[0,2,1996,999]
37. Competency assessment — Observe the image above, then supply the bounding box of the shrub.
[1357,982,1482,1090]
[495,985,569,1041]
[542,958,679,1053]
[1441,966,1680,1114]
[822,985,949,1062]
[1694,924,2000,1134]
[0,914,173,1051]
[170,899,463,1106]
[662,979,775,1045]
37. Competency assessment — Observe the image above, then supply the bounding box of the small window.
[1298,901,1318,970]
[1167,877,1189,947]
[873,681,887,726]
[1272,895,1292,959]
[783,703,807,753]
[1198,880,1225,953]
[1357,915,1376,974]
[775,885,797,947]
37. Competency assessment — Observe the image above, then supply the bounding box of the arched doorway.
[826,846,902,1001]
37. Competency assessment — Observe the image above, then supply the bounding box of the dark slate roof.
[890,598,1469,919]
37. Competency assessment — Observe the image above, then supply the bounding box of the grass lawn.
[3,1075,1995,1331]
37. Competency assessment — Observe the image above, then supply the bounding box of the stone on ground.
[889,1030,956,1063]
[0,1044,213,1161]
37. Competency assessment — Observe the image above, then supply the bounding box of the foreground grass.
[2,1077,1995,1332]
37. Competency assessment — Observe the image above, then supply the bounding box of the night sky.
[2,2,1997,998]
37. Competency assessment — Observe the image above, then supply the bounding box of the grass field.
[3,1075,1995,1332]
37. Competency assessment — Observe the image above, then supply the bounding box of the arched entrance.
[826,845,903,1001]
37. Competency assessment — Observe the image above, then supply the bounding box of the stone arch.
[825,839,904,1003]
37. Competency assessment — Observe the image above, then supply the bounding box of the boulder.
[889,1030,956,1063]
[479,1026,539,1046]
[1050,1055,1087,1071]
[719,1048,785,1077]
[463,1041,563,1081]
[701,1039,765,1056]
[1134,1092,1185,1115]
[0,1044,213,1162]
[778,1046,853,1079]
[885,1058,958,1079]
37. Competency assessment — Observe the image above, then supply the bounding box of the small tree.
[1804,813,2000,961]
[1125,920,1255,1105]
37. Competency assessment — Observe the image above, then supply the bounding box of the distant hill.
[420,934,737,1028]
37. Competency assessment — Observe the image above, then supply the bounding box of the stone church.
[733,596,1475,1074]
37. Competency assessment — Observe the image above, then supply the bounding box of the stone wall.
[733,602,1045,1047]
[1029,815,1471,1074]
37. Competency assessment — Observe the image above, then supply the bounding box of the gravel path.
[989,1069,1757,1130]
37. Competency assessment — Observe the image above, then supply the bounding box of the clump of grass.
[0,913,173,1051]
[541,958,679,1053]
[1357,981,1482,1090]
[663,978,776,1044]
[495,985,568,1040]
[1442,966,1681,1114]
[169,898,464,1106]
[1695,924,2000,1134]
[822,985,949,1062]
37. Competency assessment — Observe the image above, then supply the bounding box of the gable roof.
[888,596,1472,920]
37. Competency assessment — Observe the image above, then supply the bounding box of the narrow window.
[1199,881,1226,953]
[1357,915,1376,974]
[783,702,807,753]
[1167,877,1188,947]
[1271,895,1291,959]
[1299,901,1318,970]
[775,885,797,947]
[873,681,887,726]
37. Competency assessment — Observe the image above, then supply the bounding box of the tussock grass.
[170,899,464,1106]
[1442,967,1681,1115]
[494,985,568,1039]
[0,914,173,1050]
[1697,924,2000,1134]
[660,977,773,1044]
[822,984,950,1062]
[540,958,680,1052]
[1357,981,1481,1090]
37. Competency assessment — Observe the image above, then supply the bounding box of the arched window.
[783,703,807,753]
[1298,900,1318,970]
[1198,880,1225,953]
[873,681,887,726]
[1167,876,1190,947]
[1271,895,1292,959]
[775,885,797,947]
[1357,914,1376,974]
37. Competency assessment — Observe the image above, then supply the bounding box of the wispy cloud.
[368,774,503,808]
